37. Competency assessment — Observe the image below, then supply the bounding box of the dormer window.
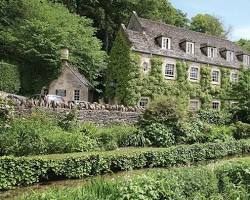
[186,42,195,54]
[226,51,234,62]
[161,37,171,50]
[243,55,250,66]
[208,47,217,58]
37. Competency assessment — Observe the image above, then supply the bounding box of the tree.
[190,14,228,37]
[237,39,250,53]
[0,0,106,94]
[232,69,250,123]
[52,0,188,51]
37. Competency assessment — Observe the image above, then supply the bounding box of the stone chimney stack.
[61,47,69,62]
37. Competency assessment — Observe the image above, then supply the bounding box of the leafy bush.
[1,139,250,190]
[233,121,250,139]
[143,123,175,147]
[59,109,79,132]
[140,96,187,127]
[196,109,232,125]
[0,61,20,93]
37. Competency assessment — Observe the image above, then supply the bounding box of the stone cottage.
[107,11,250,110]
[47,48,93,102]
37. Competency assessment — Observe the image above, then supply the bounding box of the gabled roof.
[124,12,248,69]
[65,62,93,88]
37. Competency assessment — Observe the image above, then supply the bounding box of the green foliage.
[190,14,228,37]
[0,61,20,93]
[233,121,250,139]
[237,39,250,53]
[1,0,106,94]
[16,158,250,200]
[143,123,174,147]
[0,111,98,156]
[54,0,188,51]
[141,95,187,127]
[59,109,79,131]
[231,69,250,123]
[1,139,250,190]
[196,109,232,125]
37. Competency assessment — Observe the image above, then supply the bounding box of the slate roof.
[65,62,93,88]
[124,12,248,69]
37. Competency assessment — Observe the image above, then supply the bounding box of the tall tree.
[52,0,188,51]
[0,0,106,94]
[237,39,250,53]
[190,14,229,37]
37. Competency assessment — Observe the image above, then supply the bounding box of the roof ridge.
[138,17,242,48]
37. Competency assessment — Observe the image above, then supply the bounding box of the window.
[165,64,175,79]
[189,100,200,111]
[162,37,171,50]
[230,71,238,83]
[226,51,234,62]
[186,42,195,54]
[142,61,150,72]
[56,89,66,97]
[189,67,199,81]
[138,97,150,108]
[212,101,221,110]
[74,90,80,101]
[211,69,220,84]
[208,47,217,58]
[243,55,250,66]
[230,101,239,108]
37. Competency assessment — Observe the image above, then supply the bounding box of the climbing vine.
[106,31,236,109]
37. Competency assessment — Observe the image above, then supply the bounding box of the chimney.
[61,47,69,61]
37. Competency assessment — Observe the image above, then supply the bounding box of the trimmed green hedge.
[0,61,20,93]
[1,139,250,190]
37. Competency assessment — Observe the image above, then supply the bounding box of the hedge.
[1,139,250,190]
[0,61,20,93]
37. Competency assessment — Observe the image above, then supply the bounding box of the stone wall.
[78,110,141,124]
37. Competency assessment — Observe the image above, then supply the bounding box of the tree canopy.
[190,14,228,37]
[53,0,188,51]
[237,39,250,53]
[0,0,106,94]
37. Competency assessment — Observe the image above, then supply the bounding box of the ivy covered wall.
[106,30,236,109]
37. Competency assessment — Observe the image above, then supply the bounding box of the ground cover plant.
[14,157,250,200]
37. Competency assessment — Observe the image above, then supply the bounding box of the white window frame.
[189,99,200,112]
[226,51,234,62]
[230,71,238,83]
[74,89,80,101]
[230,101,239,108]
[165,64,176,80]
[243,55,250,66]
[208,47,217,58]
[56,89,66,97]
[186,42,195,54]
[162,37,171,50]
[142,61,150,73]
[211,69,220,85]
[138,97,150,108]
[189,66,199,81]
[212,100,221,110]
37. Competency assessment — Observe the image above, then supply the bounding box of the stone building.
[107,11,250,110]
[48,48,93,102]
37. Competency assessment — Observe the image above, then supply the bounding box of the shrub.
[140,96,187,127]
[1,139,250,190]
[0,61,20,93]
[233,121,250,139]
[196,109,232,125]
[143,123,175,147]
[58,109,79,132]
